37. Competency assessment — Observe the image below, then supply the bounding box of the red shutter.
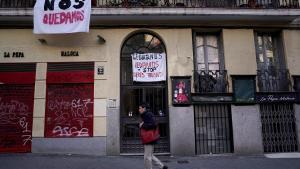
[46,71,94,84]
[0,63,36,153]
[45,62,94,138]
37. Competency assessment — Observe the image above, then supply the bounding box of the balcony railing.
[0,0,299,8]
[194,70,228,93]
[257,69,291,92]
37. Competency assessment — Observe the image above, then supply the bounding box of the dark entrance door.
[120,32,169,154]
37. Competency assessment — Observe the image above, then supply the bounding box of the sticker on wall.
[33,0,91,34]
[131,53,166,82]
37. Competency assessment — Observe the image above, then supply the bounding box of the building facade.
[0,0,300,156]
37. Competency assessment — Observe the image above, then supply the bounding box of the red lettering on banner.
[147,72,161,78]
[135,61,159,69]
[43,10,84,25]
[133,72,145,78]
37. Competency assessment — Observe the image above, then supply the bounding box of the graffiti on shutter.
[0,85,34,152]
[45,84,94,137]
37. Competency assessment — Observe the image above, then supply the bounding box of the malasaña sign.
[34,0,91,34]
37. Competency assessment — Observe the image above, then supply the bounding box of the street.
[0,153,300,169]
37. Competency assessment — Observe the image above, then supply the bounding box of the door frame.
[119,30,170,154]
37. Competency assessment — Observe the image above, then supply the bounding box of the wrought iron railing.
[0,0,299,8]
[194,70,228,93]
[257,69,291,92]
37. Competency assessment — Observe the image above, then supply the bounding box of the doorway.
[120,32,170,154]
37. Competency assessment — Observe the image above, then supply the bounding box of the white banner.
[33,0,91,34]
[132,53,166,82]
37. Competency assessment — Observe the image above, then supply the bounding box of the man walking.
[139,103,168,169]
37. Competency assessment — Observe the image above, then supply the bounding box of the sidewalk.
[0,153,300,169]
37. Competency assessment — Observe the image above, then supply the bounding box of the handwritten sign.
[45,84,93,137]
[33,0,91,34]
[131,53,166,82]
[256,93,297,103]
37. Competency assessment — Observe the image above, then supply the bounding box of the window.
[195,34,223,71]
[193,33,227,93]
[255,33,284,70]
[254,32,289,92]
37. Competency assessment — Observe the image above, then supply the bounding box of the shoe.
[162,166,168,169]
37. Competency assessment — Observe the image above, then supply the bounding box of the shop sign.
[61,51,79,57]
[33,0,91,34]
[131,53,166,82]
[256,92,297,103]
[3,52,24,58]
[191,93,233,103]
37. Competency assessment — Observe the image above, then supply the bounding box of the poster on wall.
[171,76,191,105]
[33,0,91,34]
[131,53,166,82]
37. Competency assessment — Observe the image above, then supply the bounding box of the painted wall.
[283,30,300,76]
[1,28,300,155]
[0,28,195,155]
[231,105,264,154]
[222,29,257,92]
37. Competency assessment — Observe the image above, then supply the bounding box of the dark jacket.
[141,110,157,130]
[140,110,158,145]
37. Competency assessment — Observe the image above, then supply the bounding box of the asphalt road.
[0,153,300,169]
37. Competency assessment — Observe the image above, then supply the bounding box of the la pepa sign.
[33,0,91,34]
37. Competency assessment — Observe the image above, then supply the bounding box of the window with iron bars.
[254,32,291,92]
[193,32,228,93]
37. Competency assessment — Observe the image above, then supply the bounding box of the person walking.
[139,103,168,169]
